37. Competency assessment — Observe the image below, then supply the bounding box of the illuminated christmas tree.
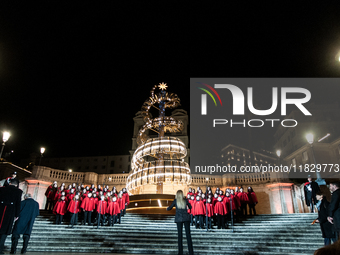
[127,83,191,194]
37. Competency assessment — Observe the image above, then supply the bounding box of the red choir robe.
[47,189,57,201]
[81,197,96,211]
[223,196,235,213]
[53,200,67,215]
[231,194,241,209]
[96,200,108,214]
[117,197,124,212]
[66,193,75,203]
[190,199,196,216]
[188,199,195,214]
[214,201,226,215]
[206,203,214,217]
[212,197,218,207]
[108,201,120,216]
[247,192,258,204]
[45,185,53,197]
[123,192,130,207]
[67,200,81,214]
[194,200,206,216]
[54,191,63,202]
[81,193,87,201]
[93,197,99,210]
[237,192,249,205]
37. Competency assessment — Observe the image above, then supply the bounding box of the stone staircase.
[4,211,323,254]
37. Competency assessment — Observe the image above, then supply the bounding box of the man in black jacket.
[0,179,22,254]
[304,175,320,213]
[10,193,40,254]
[327,182,340,240]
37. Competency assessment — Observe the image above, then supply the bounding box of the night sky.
[1,2,340,165]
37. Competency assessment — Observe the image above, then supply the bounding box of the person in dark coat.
[327,182,340,240]
[315,192,336,245]
[304,175,320,213]
[0,179,22,254]
[10,193,39,254]
[167,190,194,255]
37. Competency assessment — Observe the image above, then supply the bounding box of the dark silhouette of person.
[11,193,40,254]
[0,179,22,254]
[304,175,320,213]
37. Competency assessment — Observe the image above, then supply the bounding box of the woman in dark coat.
[167,190,194,255]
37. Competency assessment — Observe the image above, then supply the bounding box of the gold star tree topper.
[158,82,168,90]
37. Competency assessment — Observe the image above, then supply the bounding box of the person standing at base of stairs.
[167,190,194,255]
[10,193,39,254]
[327,182,340,241]
[304,175,320,213]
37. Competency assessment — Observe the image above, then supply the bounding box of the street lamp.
[276,150,281,158]
[0,131,11,159]
[38,147,46,166]
[305,133,326,186]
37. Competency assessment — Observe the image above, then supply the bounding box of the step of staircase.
[4,211,324,255]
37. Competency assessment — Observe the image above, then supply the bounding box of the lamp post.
[38,147,45,166]
[0,132,11,159]
[305,133,326,186]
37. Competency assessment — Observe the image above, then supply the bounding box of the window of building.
[94,158,98,162]
[93,166,97,170]
[110,170,114,174]
[103,158,106,161]
[78,166,81,170]
[302,151,308,161]
[119,165,122,169]
[78,159,82,162]
[292,158,296,166]
[86,166,89,170]
[120,157,122,161]
[102,166,106,169]
[110,161,115,167]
